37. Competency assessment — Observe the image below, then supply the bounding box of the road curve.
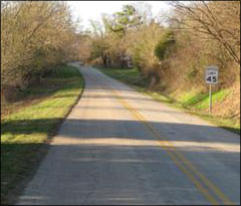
[16,62,240,205]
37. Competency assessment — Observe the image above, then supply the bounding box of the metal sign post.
[205,66,219,115]
[209,84,212,114]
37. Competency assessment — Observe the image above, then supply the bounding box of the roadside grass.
[176,89,229,109]
[1,64,84,205]
[97,66,240,134]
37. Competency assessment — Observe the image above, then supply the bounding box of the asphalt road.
[16,62,240,205]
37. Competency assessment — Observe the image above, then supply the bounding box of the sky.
[67,1,173,31]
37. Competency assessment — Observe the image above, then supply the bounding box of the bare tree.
[170,1,240,66]
[1,1,81,99]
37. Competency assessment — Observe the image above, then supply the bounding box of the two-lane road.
[17,63,240,205]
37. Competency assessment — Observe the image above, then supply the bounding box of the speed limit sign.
[205,66,218,84]
[205,65,219,115]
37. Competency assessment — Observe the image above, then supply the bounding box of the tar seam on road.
[110,88,235,205]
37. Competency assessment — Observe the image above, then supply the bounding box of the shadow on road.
[2,64,240,204]
[2,134,240,205]
[2,118,240,145]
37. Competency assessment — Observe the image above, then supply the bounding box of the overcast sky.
[68,1,172,31]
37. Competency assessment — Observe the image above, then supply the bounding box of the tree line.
[86,1,240,90]
[1,1,84,102]
[1,1,240,102]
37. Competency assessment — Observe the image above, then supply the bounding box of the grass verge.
[96,66,240,134]
[1,64,84,205]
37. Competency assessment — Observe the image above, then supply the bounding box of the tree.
[155,30,175,61]
[103,5,143,37]
[170,1,240,66]
[1,1,80,100]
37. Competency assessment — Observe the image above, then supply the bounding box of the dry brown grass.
[213,81,240,120]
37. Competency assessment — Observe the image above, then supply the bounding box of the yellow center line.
[111,89,235,205]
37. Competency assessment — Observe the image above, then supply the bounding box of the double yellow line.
[111,89,235,205]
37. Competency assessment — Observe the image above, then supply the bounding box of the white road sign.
[205,66,218,84]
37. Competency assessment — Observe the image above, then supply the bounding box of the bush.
[1,1,79,100]
[154,30,175,61]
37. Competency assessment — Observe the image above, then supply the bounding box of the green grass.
[175,89,229,109]
[176,89,208,107]
[97,66,240,134]
[1,64,84,204]
[194,89,229,109]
